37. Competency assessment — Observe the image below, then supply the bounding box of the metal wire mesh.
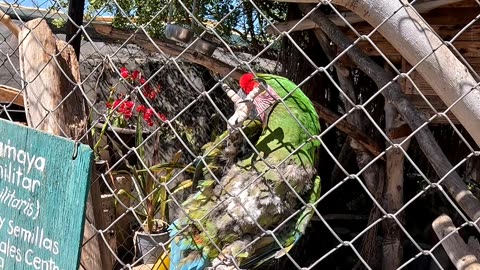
[1,0,480,269]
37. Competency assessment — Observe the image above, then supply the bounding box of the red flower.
[145,90,156,99]
[149,91,157,99]
[132,70,140,81]
[158,113,167,122]
[124,101,134,108]
[143,108,154,120]
[110,98,135,119]
[120,67,130,79]
[112,99,122,109]
[143,108,155,126]
[140,76,147,85]
[124,101,134,119]
[136,105,146,113]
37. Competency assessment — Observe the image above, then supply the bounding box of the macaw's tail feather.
[153,251,170,270]
[241,175,321,269]
[169,222,209,270]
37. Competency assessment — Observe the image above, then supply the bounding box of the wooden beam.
[0,85,23,106]
[0,9,20,37]
[267,0,468,34]
[65,0,86,58]
[432,214,480,270]
[92,24,246,81]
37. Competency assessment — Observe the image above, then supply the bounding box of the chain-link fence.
[1,0,480,269]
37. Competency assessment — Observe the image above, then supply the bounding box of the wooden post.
[432,215,480,270]
[382,103,411,270]
[65,0,86,58]
[18,19,112,270]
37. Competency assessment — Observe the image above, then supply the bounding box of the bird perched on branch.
[165,73,322,270]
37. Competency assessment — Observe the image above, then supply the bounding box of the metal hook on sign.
[72,140,80,160]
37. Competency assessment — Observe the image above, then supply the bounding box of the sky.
[8,0,50,9]
[5,0,114,17]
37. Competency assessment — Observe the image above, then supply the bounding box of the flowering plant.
[94,67,192,234]
[105,67,166,128]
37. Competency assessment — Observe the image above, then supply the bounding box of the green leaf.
[172,180,193,194]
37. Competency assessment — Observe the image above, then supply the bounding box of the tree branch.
[92,24,246,80]
[313,101,383,158]
[298,4,480,225]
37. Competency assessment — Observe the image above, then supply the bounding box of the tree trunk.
[382,103,410,270]
[327,0,480,146]
[313,28,384,269]
[19,19,112,270]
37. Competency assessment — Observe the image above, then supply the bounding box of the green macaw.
[168,73,322,270]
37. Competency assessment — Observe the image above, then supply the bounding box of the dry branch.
[92,24,245,81]
[298,5,480,225]
[0,85,23,106]
[267,0,465,34]
[432,214,480,270]
[313,101,382,157]
[0,10,20,38]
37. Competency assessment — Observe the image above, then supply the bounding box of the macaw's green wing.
[191,119,263,189]
[241,175,321,269]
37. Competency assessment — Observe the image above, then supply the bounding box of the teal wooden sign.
[0,119,92,270]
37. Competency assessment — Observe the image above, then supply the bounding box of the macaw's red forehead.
[239,73,258,94]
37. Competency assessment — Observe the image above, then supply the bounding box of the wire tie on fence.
[467,221,476,227]
[72,140,80,160]
[430,183,440,189]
